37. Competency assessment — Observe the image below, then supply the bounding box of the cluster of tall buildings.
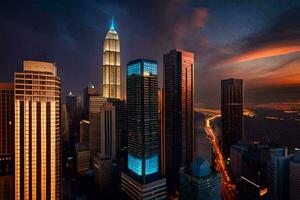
[1,17,298,200]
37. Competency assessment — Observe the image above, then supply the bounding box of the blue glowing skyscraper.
[121,59,166,199]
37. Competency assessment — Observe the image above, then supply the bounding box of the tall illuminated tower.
[14,61,61,200]
[102,17,120,99]
[121,59,166,199]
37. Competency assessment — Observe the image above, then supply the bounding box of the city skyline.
[1,1,300,107]
[0,1,300,200]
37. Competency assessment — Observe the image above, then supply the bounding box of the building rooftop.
[23,60,57,75]
[192,157,211,177]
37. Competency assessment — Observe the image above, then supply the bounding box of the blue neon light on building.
[144,62,157,75]
[127,63,141,76]
[145,155,158,175]
[128,154,142,175]
[128,154,158,176]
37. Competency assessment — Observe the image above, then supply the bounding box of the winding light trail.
[204,115,236,200]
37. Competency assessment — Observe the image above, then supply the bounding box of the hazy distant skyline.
[1,0,300,107]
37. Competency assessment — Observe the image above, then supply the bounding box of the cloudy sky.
[1,0,300,107]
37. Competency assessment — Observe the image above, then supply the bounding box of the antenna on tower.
[110,16,115,31]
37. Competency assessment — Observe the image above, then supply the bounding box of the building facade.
[267,151,291,200]
[107,98,127,168]
[0,83,14,200]
[100,102,116,160]
[102,18,120,99]
[221,78,244,159]
[66,91,77,119]
[290,151,300,200]
[14,61,61,200]
[79,120,89,145]
[75,143,90,175]
[163,49,194,192]
[121,59,166,199]
[93,153,113,189]
[83,83,98,119]
[89,96,107,159]
[179,157,221,200]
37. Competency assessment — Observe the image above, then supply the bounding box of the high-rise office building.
[89,96,107,159]
[100,103,116,160]
[74,143,90,175]
[0,83,14,200]
[66,91,79,143]
[107,98,127,167]
[79,120,89,145]
[66,91,77,118]
[61,104,69,142]
[267,150,291,200]
[290,151,300,200]
[179,157,221,200]
[121,59,166,199]
[231,142,285,200]
[221,78,244,159]
[14,61,61,200]
[83,83,98,119]
[163,49,194,192]
[93,153,113,189]
[102,18,120,99]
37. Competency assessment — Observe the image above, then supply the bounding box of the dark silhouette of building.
[163,49,194,193]
[107,98,127,168]
[121,59,166,199]
[0,83,14,200]
[221,78,244,159]
[66,91,77,119]
[83,83,98,120]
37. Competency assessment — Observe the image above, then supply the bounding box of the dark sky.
[1,0,300,107]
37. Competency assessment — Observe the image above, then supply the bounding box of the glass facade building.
[14,61,61,200]
[102,19,120,99]
[163,49,194,193]
[126,59,159,179]
[121,59,166,199]
[221,78,244,159]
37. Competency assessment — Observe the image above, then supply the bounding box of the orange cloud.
[248,57,300,88]
[219,43,300,67]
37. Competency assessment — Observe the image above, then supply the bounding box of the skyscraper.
[102,18,120,99]
[121,59,166,199]
[221,78,244,159]
[83,83,98,119]
[100,102,116,160]
[66,91,79,143]
[107,98,127,167]
[0,83,14,200]
[89,96,107,159]
[267,150,291,200]
[163,49,194,192]
[79,120,89,145]
[14,61,61,200]
[66,91,77,118]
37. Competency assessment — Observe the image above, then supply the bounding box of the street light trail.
[204,115,235,200]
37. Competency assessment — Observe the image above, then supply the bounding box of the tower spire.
[110,16,115,31]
